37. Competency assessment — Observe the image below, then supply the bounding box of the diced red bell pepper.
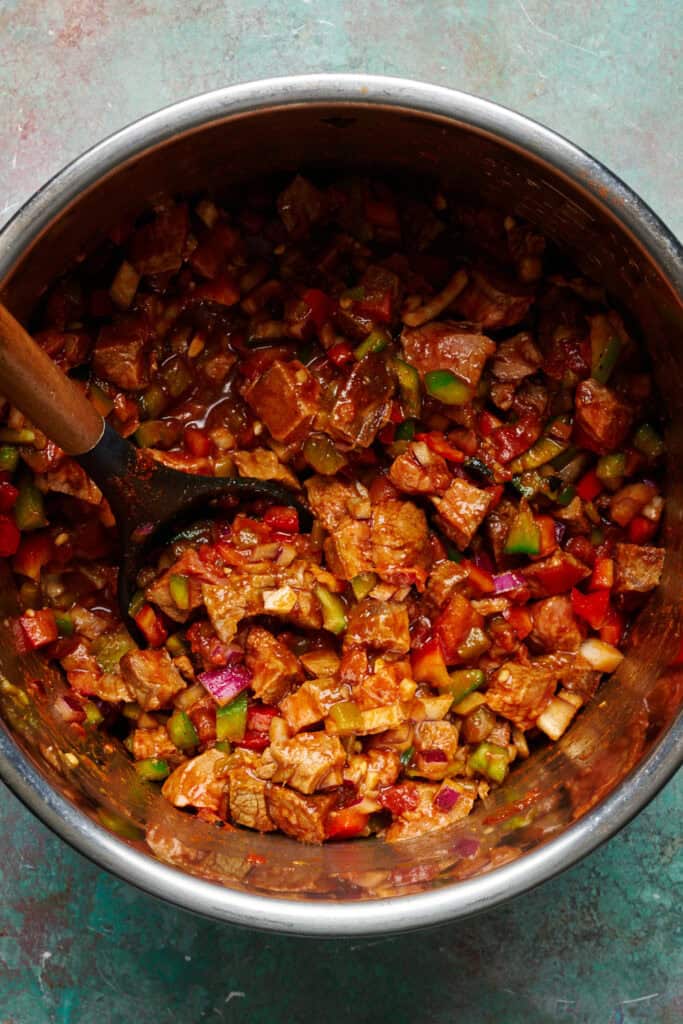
[571,587,610,630]
[628,515,658,544]
[355,291,394,324]
[378,423,396,445]
[590,556,615,591]
[464,561,496,595]
[566,535,597,568]
[263,505,299,535]
[486,484,504,511]
[576,469,603,502]
[600,605,625,646]
[12,532,53,579]
[490,417,541,463]
[379,783,420,816]
[184,426,213,458]
[325,805,369,840]
[327,341,355,367]
[0,514,21,558]
[364,198,400,231]
[414,432,465,463]
[134,604,168,647]
[435,592,474,664]
[411,636,450,688]
[231,513,274,542]
[535,515,558,558]
[246,703,279,734]
[478,410,502,438]
[19,609,58,650]
[236,730,271,752]
[504,606,533,640]
[525,551,592,595]
[0,481,19,513]
[302,288,334,331]
[670,635,683,667]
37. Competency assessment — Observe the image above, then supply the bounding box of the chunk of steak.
[485,655,579,729]
[279,677,344,732]
[522,550,590,598]
[454,269,535,329]
[260,733,346,793]
[324,519,373,579]
[345,599,411,654]
[92,316,151,391]
[35,459,102,506]
[328,352,394,448]
[243,360,319,443]
[491,331,542,381]
[233,448,300,490]
[245,627,302,704]
[431,478,493,550]
[574,379,632,454]
[385,780,475,841]
[613,544,665,593]
[265,785,336,843]
[370,500,431,585]
[161,749,231,813]
[529,596,583,653]
[305,475,371,532]
[132,725,180,763]
[401,321,495,389]
[228,765,275,831]
[129,204,188,275]
[120,648,186,710]
[426,560,470,608]
[389,441,451,495]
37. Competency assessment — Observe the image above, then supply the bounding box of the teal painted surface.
[0,1,681,1021]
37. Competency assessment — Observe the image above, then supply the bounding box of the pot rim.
[0,74,681,936]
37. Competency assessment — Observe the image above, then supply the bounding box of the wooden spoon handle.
[0,302,103,455]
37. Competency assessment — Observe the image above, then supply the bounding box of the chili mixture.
[0,175,665,843]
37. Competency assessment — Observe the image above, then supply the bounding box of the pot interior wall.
[1,100,682,904]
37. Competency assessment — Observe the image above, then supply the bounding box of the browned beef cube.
[426,560,470,608]
[414,720,460,760]
[485,655,577,729]
[279,677,343,732]
[305,475,371,532]
[454,268,535,329]
[328,352,395,448]
[161,749,231,813]
[120,648,186,710]
[574,379,632,454]
[431,478,493,550]
[260,733,345,794]
[353,660,409,710]
[370,500,431,585]
[265,785,336,843]
[129,204,188,275]
[401,321,495,389]
[232,448,300,490]
[389,441,451,496]
[324,519,373,579]
[491,331,542,380]
[92,316,151,390]
[132,725,182,763]
[385,780,475,842]
[529,596,583,653]
[346,599,411,654]
[246,627,302,704]
[277,175,324,239]
[243,360,319,443]
[228,766,275,831]
[35,459,102,506]
[522,550,590,598]
[614,544,665,593]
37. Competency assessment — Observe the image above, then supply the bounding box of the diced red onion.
[53,694,86,724]
[434,786,460,811]
[198,663,252,705]
[493,571,526,594]
[453,836,480,858]
[421,749,448,763]
[554,521,567,544]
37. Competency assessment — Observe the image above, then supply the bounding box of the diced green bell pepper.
[633,423,665,459]
[315,585,347,634]
[424,369,472,406]
[0,445,19,472]
[504,503,541,556]
[592,333,621,384]
[216,692,248,743]
[393,359,422,418]
[91,629,136,673]
[400,745,415,767]
[19,580,41,610]
[303,434,347,475]
[161,356,193,398]
[395,418,417,442]
[139,383,169,420]
[135,758,170,782]
[509,435,567,474]
[83,701,103,726]
[351,572,378,601]
[169,574,190,611]
[329,700,362,734]
[128,590,145,617]
[0,428,36,445]
[457,627,491,662]
[447,544,463,563]
[446,668,485,703]
[89,383,114,417]
[55,613,74,636]
[467,741,509,783]
[167,709,199,750]
[14,481,47,531]
[556,484,576,507]
[166,632,189,657]
[97,808,144,841]
[214,740,233,754]
[135,420,182,450]
[354,329,389,361]
[596,452,626,483]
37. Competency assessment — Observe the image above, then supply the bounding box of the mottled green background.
[0,1,681,1022]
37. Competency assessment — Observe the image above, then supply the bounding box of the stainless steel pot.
[0,75,681,936]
